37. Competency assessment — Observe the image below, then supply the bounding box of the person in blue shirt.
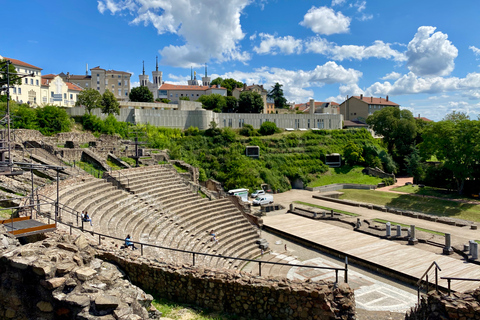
[125,234,137,250]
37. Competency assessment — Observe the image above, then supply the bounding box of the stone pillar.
[408,225,418,245]
[469,240,475,255]
[396,225,402,237]
[471,242,478,260]
[322,211,326,218]
[443,233,453,255]
[289,203,294,212]
[330,209,334,218]
[386,222,391,237]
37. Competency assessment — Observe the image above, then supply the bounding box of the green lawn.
[339,189,480,222]
[0,207,13,220]
[373,218,445,236]
[152,297,238,320]
[293,201,359,216]
[308,166,383,188]
[392,185,472,200]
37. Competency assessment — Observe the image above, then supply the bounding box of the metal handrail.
[441,277,480,296]
[416,261,441,303]
[30,193,348,283]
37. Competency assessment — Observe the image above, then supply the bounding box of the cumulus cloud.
[406,26,458,77]
[470,46,480,57]
[381,72,402,80]
[300,6,350,35]
[97,0,251,67]
[364,71,480,98]
[331,0,346,5]
[253,33,303,55]
[219,62,362,103]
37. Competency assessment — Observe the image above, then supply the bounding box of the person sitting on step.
[83,212,93,226]
[125,235,137,250]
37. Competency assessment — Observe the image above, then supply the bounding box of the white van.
[253,194,274,206]
[227,188,249,203]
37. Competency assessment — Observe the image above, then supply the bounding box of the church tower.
[139,61,149,87]
[152,56,163,87]
[202,63,211,87]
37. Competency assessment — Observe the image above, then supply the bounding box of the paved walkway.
[271,189,479,248]
[263,214,480,293]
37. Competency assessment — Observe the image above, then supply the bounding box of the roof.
[65,75,91,80]
[351,95,399,106]
[66,82,82,91]
[415,116,432,122]
[159,83,225,91]
[292,101,340,113]
[3,57,42,70]
[105,69,131,75]
[343,120,369,127]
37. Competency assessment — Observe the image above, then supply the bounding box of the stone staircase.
[36,165,262,270]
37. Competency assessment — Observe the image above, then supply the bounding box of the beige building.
[40,74,82,107]
[158,83,226,104]
[1,55,43,106]
[60,66,131,101]
[339,95,399,122]
[292,100,340,114]
[232,84,268,114]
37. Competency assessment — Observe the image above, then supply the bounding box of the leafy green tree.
[129,86,153,102]
[12,104,38,129]
[443,110,470,123]
[366,107,417,171]
[35,105,72,135]
[224,96,238,113]
[101,89,120,115]
[76,88,102,114]
[238,91,264,113]
[157,98,170,103]
[343,141,365,165]
[259,121,280,136]
[179,96,190,101]
[404,145,424,184]
[198,94,226,112]
[268,83,287,109]
[420,119,480,194]
[0,58,22,87]
[210,77,243,96]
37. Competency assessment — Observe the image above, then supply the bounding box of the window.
[118,75,121,78]
[118,82,121,86]
[97,87,100,90]
[228,119,232,127]
[191,94,194,97]
[181,94,183,96]
[36,79,39,86]
[30,79,33,85]
[25,78,28,84]
[64,93,67,99]
[51,91,54,97]
[97,81,100,84]
[307,119,310,128]
[70,94,73,100]
[86,83,89,87]
[124,80,127,86]
[118,89,121,96]
[97,74,99,77]
[13,88,16,94]
[175,94,178,97]
[18,88,21,94]
[125,91,128,96]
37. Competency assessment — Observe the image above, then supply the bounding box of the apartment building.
[339,95,399,122]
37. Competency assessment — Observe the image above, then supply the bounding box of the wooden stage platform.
[1,216,56,237]
[263,214,480,293]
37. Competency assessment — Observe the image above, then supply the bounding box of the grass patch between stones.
[293,201,359,217]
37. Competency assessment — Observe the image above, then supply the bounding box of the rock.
[56,262,76,275]
[32,261,56,278]
[64,293,91,308]
[10,256,35,270]
[36,301,53,312]
[41,277,66,290]
[57,243,78,253]
[76,267,97,281]
[95,295,120,310]
[75,234,90,251]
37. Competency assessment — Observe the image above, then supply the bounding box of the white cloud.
[130,81,140,88]
[354,1,366,12]
[331,0,346,6]
[306,38,406,61]
[97,0,251,67]
[300,6,350,35]
[364,71,480,98]
[381,72,402,80]
[357,13,373,21]
[219,62,362,103]
[470,46,480,57]
[253,33,303,55]
[406,26,458,77]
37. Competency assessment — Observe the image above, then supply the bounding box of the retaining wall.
[306,183,376,192]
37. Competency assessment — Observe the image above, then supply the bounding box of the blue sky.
[2,0,480,121]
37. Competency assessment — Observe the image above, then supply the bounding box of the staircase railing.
[416,261,441,303]
[440,277,480,296]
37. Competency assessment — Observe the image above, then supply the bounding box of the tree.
[268,83,287,109]
[35,105,72,135]
[238,91,264,113]
[157,98,170,103]
[343,141,364,165]
[179,96,190,101]
[420,119,480,194]
[443,110,470,123]
[0,59,22,100]
[404,145,424,184]
[366,107,417,171]
[76,88,102,114]
[224,96,238,113]
[259,121,280,135]
[210,77,243,96]
[198,94,226,112]
[129,86,153,102]
[101,89,120,115]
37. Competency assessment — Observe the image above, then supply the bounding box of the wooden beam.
[10,224,56,236]
[0,216,31,224]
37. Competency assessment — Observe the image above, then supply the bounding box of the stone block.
[75,234,90,251]
[76,267,97,281]
[32,262,56,278]
[41,277,66,290]
[65,293,91,308]
[57,243,79,253]
[36,301,53,312]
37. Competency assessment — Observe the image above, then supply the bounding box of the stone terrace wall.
[306,183,376,192]
[363,167,395,180]
[97,248,356,320]
[406,290,480,320]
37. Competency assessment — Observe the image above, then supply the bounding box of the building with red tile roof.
[292,100,340,114]
[339,94,400,122]
[232,84,269,114]
[40,74,83,107]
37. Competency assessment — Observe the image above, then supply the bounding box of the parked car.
[251,189,265,198]
[253,194,274,206]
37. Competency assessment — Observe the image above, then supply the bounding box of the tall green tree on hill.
[76,88,102,114]
[268,83,287,109]
[238,91,264,113]
[101,89,120,115]
[210,77,243,96]
[366,107,417,171]
[129,85,154,102]
[198,94,226,112]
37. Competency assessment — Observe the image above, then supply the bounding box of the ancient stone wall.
[55,132,96,144]
[97,248,356,320]
[406,290,480,320]
[0,231,161,320]
[363,167,395,180]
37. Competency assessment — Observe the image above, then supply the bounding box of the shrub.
[382,177,395,186]
[259,121,280,136]
[239,124,257,137]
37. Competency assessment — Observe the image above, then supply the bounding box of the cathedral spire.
[205,63,207,77]
[156,56,158,72]
[142,60,145,75]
